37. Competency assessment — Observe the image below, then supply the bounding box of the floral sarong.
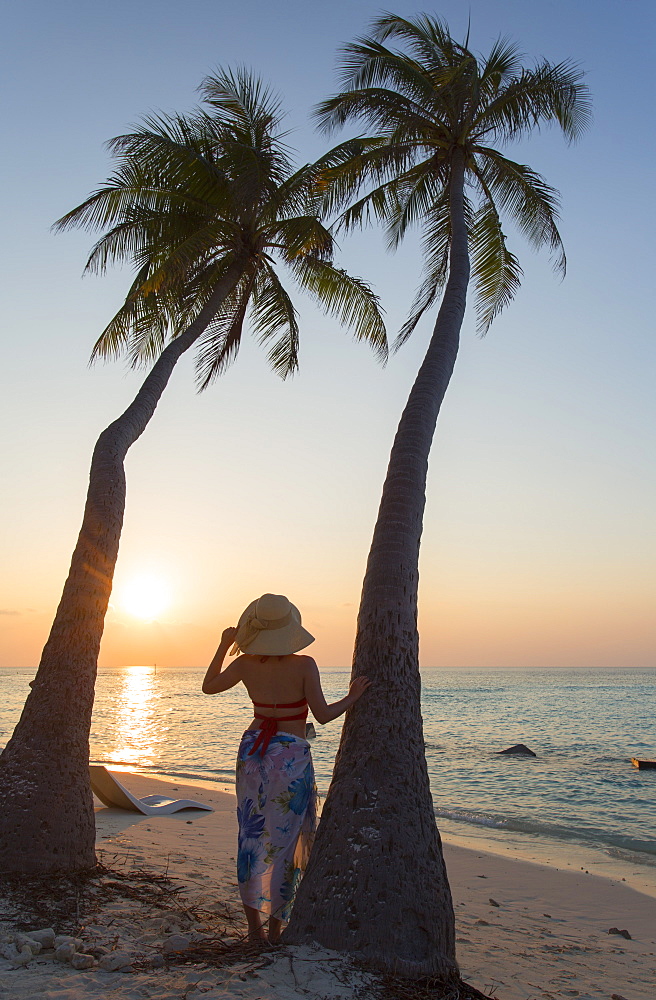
[236,729,318,922]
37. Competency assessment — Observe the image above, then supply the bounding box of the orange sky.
[1,0,655,671]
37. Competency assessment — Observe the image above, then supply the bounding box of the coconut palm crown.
[284,14,590,978]
[312,12,591,337]
[56,67,387,384]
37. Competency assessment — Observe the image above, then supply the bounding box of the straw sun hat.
[229,593,315,656]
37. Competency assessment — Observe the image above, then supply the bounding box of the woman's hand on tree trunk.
[349,676,371,702]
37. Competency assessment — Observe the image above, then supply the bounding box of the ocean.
[2,665,655,893]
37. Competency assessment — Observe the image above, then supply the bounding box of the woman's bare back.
[239,653,311,738]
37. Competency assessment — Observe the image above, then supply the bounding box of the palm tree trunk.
[285,153,470,978]
[0,266,242,874]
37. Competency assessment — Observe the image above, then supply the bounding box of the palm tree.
[285,14,590,978]
[0,69,386,874]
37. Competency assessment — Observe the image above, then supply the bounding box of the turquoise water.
[1,665,655,887]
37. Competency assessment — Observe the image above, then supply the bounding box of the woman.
[202,593,370,943]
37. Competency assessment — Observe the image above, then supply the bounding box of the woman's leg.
[244,904,267,942]
[236,735,269,943]
[268,915,283,944]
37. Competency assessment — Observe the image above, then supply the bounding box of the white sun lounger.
[89,765,214,816]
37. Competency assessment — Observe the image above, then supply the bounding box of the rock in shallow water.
[497,743,537,756]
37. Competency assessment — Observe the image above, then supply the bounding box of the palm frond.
[473,150,566,274]
[477,37,525,101]
[290,256,387,362]
[194,276,253,389]
[337,176,404,234]
[370,12,468,76]
[90,256,239,366]
[471,59,591,143]
[384,159,449,249]
[91,286,173,365]
[469,201,523,334]
[309,139,416,221]
[199,66,284,136]
[337,40,441,111]
[394,190,453,348]
[108,112,232,201]
[264,215,334,262]
[316,84,444,141]
[249,264,300,377]
[54,153,230,240]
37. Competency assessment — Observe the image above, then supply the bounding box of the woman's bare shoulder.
[231,653,258,677]
[295,654,318,675]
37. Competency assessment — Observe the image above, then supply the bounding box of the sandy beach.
[1,771,654,1000]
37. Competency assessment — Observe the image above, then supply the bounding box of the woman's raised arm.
[202,627,243,694]
[303,658,371,725]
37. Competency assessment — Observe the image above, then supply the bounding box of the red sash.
[248,698,308,756]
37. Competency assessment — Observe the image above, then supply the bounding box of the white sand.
[1,771,654,1000]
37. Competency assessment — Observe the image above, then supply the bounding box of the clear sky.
[1,0,654,669]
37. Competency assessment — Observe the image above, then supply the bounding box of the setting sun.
[119,574,171,621]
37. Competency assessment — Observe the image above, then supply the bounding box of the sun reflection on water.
[107,665,160,767]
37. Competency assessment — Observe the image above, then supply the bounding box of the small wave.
[435,808,507,830]
[606,846,656,867]
[154,767,236,785]
[434,806,656,861]
[603,837,656,858]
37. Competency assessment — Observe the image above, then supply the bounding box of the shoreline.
[2,768,655,1000]
[98,772,656,999]
[97,761,656,900]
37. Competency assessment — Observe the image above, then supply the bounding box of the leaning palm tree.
[285,14,590,978]
[0,69,386,874]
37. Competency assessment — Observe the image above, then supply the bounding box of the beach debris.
[163,932,192,954]
[22,927,55,948]
[488,898,500,907]
[0,937,40,968]
[98,949,135,972]
[608,927,632,940]
[8,944,35,968]
[84,944,109,959]
[54,941,77,962]
[70,952,96,970]
[54,934,82,947]
[497,743,537,756]
[14,932,43,954]
[0,942,17,961]
[631,758,656,769]
[611,994,630,1000]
